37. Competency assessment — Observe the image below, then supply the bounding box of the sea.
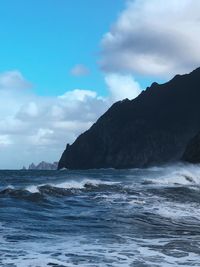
[0,163,200,267]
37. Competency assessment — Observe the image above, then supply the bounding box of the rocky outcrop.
[58,67,200,170]
[182,132,200,163]
[28,161,58,170]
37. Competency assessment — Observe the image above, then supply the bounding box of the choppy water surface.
[1,163,200,266]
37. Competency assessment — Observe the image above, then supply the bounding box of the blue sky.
[0,0,125,96]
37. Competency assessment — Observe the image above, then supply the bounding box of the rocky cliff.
[182,132,200,163]
[28,161,58,170]
[58,67,200,169]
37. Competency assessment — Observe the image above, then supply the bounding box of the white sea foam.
[5,185,15,190]
[54,179,119,189]
[143,163,200,186]
[24,179,119,194]
[1,233,200,267]
[54,179,99,189]
[26,185,40,193]
[0,185,15,191]
[151,201,200,221]
[129,199,146,205]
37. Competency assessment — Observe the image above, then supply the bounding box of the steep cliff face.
[182,132,200,163]
[58,67,200,170]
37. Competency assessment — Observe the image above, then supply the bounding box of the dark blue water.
[0,164,200,266]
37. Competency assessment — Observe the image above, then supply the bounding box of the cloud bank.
[100,0,200,77]
[0,71,110,169]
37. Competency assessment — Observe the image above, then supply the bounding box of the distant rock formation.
[182,132,200,163]
[58,67,200,170]
[28,161,58,170]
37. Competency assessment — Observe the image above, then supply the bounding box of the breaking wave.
[0,179,121,200]
[143,163,200,186]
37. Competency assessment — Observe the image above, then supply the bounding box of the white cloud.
[30,128,54,146]
[0,70,31,90]
[59,89,97,102]
[105,73,141,102]
[100,0,200,77]
[0,135,13,146]
[19,102,39,118]
[0,71,110,169]
[70,64,90,76]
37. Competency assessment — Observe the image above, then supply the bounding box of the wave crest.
[143,164,200,186]
[0,179,120,199]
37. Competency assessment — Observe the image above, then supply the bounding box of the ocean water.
[0,164,200,267]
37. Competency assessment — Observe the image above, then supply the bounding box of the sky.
[0,0,200,169]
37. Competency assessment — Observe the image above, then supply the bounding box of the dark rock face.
[58,67,200,170]
[182,132,200,163]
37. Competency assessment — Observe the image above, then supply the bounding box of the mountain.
[58,67,200,170]
[182,132,200,163]
[28,161,58,170]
